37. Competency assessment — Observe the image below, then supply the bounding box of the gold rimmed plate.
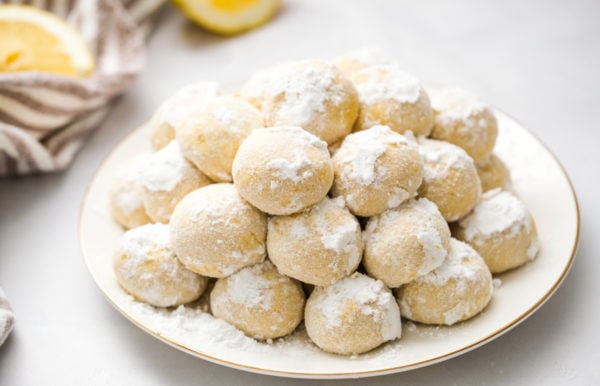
[79,110,579,379]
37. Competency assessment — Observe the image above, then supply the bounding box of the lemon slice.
[173,0,281,35]
[0,5,94,77]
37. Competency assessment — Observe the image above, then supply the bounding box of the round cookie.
[397,238,493,325]
[170,183,267,278]
[149,81,221,150]
[363,198,451,288]
[176,95,264,182]
[304,272,401,355]
[331,125,423,217]
[418,138,481,222]
[110,155,151,229]
[114,223,208,307]
[429,87,498,164]
[210,261,305,340]
[352,64,434,136]
[477,154,510,192]
[454,189,539,273]
[240,59,359,144]
[333,47,397,76]
[139,141,212,223]
[267,197,362,286]
[232,126,334,215]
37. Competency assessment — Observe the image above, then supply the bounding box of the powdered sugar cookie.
[397,238,493,325]
[267,197,362,286]
[114,223,208,308]
[304,273,401,355]
[232,126,333,215]
[454,189,539,273]
[240,59,359,144]
[210,261,305,340]
[331,125,423,217]
[150,81,221,150]
[110,155,151,229]
[477,154,510,192]
[352,65,434,136]
[429,87,498,164]
[170,183,267,278]
[176,95,263,182]
[418,138,481,222]
[363,198,450,288]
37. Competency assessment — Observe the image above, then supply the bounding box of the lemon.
[173,0,281,35]
[0,5,94,77]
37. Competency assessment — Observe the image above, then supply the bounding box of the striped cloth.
[0,288,13,346]
[0,0,166,176]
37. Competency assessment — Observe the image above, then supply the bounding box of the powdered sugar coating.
[332,125,423,217]
[338,125,408,185]
[318,274,397,331]
[430,88,487,121]
[113,155,148,214]
[421,239,486,289]
[354,65,421,105]
[114,185,144,217]
[139,141,189,192]
[459,189,531,240]
[215,262,279,311]
[305,273,401,354]
[266,157,314,183]
[139,141,212,223]
[267,196,362,286]
[398,238,493,326]
[111,154,151,229]
[419,138,468,180]
[114,223,207,308]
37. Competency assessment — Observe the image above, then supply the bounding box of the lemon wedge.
[0,5,94,77]
[173,0,281,35]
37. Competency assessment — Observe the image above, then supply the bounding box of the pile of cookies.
[111,49,540,355]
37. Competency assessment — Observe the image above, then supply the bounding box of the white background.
[1,0,599,384]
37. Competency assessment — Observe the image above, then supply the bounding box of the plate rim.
[79,110,580,379]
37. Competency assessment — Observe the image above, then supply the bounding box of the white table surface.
[1,0,599,384]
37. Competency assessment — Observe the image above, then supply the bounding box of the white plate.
[80,110,579,379]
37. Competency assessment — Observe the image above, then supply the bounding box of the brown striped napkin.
[0,0,166,176]
[0,288,14,346]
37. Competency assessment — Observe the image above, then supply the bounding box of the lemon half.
[173,0,281,35]
[0,5,94,77]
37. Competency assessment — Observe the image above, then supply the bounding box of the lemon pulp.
[173,0,281,35]
[0,5,94,77]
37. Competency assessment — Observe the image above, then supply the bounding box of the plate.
[79,110,579,379]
